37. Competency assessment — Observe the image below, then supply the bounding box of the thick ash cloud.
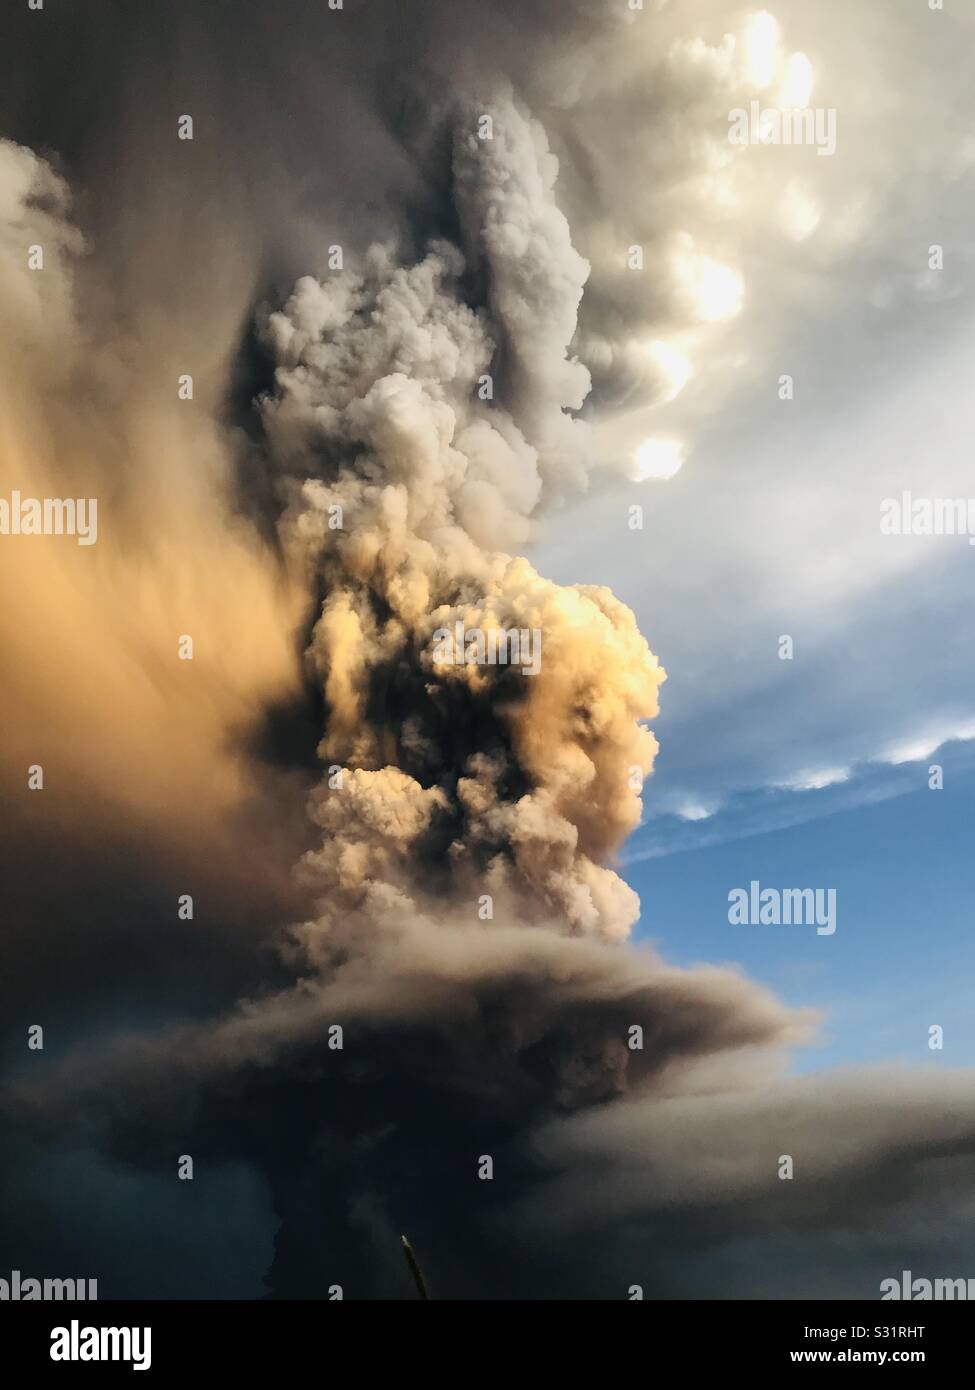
[258,99,667,942]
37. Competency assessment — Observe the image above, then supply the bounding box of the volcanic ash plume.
[2,93,814,1300]
[261,94,665,951]
[257,103,806,1069]
[170,98,811,1296]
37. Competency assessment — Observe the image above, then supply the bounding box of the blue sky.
[532,311,975,1073]
[625,770,975,1073]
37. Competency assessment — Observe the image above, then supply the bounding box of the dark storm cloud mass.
[3,0,975,1299]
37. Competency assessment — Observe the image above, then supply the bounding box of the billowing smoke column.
[211,95,805,1295]
[262,93,662,948]
[0,85,810,1301]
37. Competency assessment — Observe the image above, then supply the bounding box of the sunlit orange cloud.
[0,139,307,857]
